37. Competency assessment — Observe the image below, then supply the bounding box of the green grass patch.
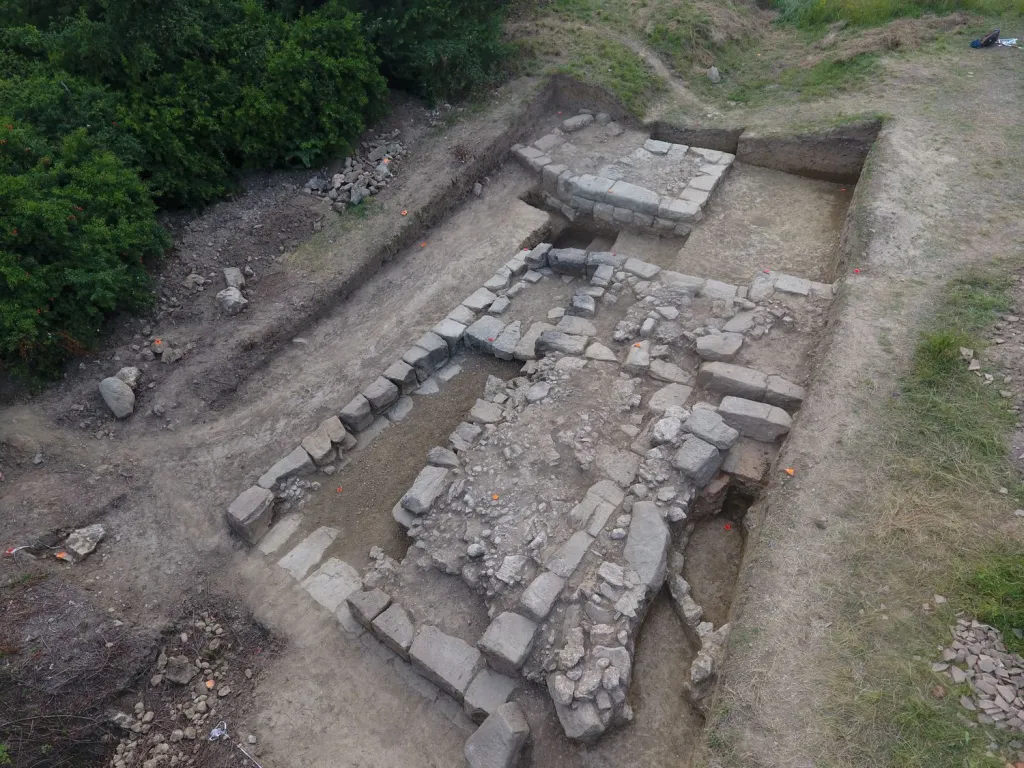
[823,264,1024,766]
[775,0,1024,29]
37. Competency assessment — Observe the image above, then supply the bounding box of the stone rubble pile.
[305,129,407,212]
[945,618,1024,732]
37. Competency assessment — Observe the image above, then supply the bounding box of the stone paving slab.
[277,526,340,580]
[409,625,482,700]
[302,558,362,612]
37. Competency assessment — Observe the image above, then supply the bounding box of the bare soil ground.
[3,15,1024,768]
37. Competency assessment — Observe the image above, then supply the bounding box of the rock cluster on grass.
[943,617,1024,734]
[305,129,407,212]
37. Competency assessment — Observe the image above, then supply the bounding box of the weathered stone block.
[227,486,275,544]
[774,274,811,296]
[593,202,614,222]
[553,700,604,742]
[649,359,689,384]
[700,279,738,301]
[519,571,565,621]
[555,316,596,337]
[723,438,776,485]
[623,258,661,279]
[673,435,723,486]
[689,174,719,192]
[563,114,594,132]
[463,287,498,312]
[567,293,596,318]
[478,612,538,674]
[684,409,739,450]
[464,669,519,723]
[465,316,507,356]
[431,318,467,352]
[464,702,530,768]
[623,340,651,374]
[546,531,594,579]
[648,383,693,415]
[383,360,418,394]
[697,362,767,400]
[696,332,744,362]
[409,625,481,700]
[765,375,806,410]
[748,272,775,302]
[644,139,671,154]
[372,604,415,659]
[401,465,450,514]
[301,427,336,466]
[658,271,706,294]
[679,187,711,207]
[449,421,482,452]
[347,588,392,629]
[257,446,314,489]
[409,332,450,378]
[606,181,659,215]
[484,271,511,292]
[722,312,756,334]
[524,243,552,269]
[718,396,793,441]
[548,248,588,276]
[536,331,587,357]
[514,322,554,361]
[339,394,374,432]
[492,321,522,361]
[625,501,670,590]
[658,198,701,223]
[470,399,505,424]
[362,376,399,412]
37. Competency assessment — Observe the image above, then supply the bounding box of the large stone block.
[464,702,530,768]
[555,316,596,337]
[684,409,739,450]
[548,248,588,276]
[257,446,314,489]
[623,340,651,374]
[696,333,744,362]
[623,258,661,279]
[625,501,670,591]
[464,669,519,723]
[546,531,593,579]
[774,274,811,296]
[657,197,701,223]
[409,625,481,700]
[383,360,418,394]
[697,362,768,400]
[339,394,374,432]
[492,321,522,361]
[524,243,552,269]
[514,322,554,361]
[463,287,498,312]
[519,571,565,621]
[362,376,399,412]
[536,331,587,357]
[301,427,336,467]
[723,438,777,485]
[700,279,738,300]
[648,383,693,415]
[465,315,507,356]
[673,435,722,486]
[99,377,135,418]
[586,251,626,276]
[718,396,793,442]
[405,332,450,380]
[372,603,415,659]
[658,271,706,295]
[226,486,275,544]
[478,612,538,674]
[347,588,392,629]
[606,181,660,215]
[401,466,450,514]
[765,375,806,410]
[563,114,595,132]
[431,318,467,352]
[553,699,604,742]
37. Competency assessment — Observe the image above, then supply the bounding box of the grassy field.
[823,266,1024,766]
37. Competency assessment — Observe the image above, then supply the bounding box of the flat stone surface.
[623,258,661,279]
[554,699,604,742]
[277,526,340,580]
[463,287,498,312]
[524,243,552,268]
[372,603,415,659]
[409,625,482,700]
[432,318,468,352]
[514,322,554,361]
[470,399,505,424]
[448,304,477,325]
[685,408,740,450]
[489,296,511,315]
[567,293,596,318]
[484,271,511,292]
[519,571,565,621]
[606,181,660,215]
[464,702,530,768]
[548,248,588,276]
[563,114,595,132]
[302,558,362,612]
[383,360,418,394]
[624,502,670,590]
[596,445,640,488]
[555,316,597,337]
[401,466,450,514]
[257,446,314,489]
[347,588,392,629]
[765,375,806,410]
[537,331,587,357]
[697,362,768,400]
[465,316,507,356]
[450,421,482,452]
[339,394,374,432]
[362,376,400,412]
[723,312,756,334]
[696,333,744,362]
[659,271,705,294]
[427,446,460,468]
[99,377,135,418]
[673,435,723,486]
[718,396,793,441]
[623,341,651,374]
[478,612,538,674]
[257,514,302,554]
[649,359,690,384]
[774,274,811,296]
[320,415,347,445]
[723,438,775,485]
[584,342,618,362]
[547,531,594,578]
[464,669,519,723]
[227,486,275,544]
[649,383,693,415]
[701,279,738,300]
[492,321,522,361]
[748,273,775,301]
[387,396,414,422]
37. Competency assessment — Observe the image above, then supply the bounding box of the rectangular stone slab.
[277,526,339,580]
[301,558,362,612]
[409,625,481,700]
[257,446,314,489]
[227,486,275,544]
[546,531,594,579]
[718,396,793,442]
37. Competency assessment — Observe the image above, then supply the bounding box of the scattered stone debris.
[305,129,407,211]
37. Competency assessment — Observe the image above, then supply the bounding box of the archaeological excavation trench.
[225,102,871,766]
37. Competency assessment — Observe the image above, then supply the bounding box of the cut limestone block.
[470,399,504,425]
[227,486,275,544]
[401,466,450,514]
[723,438,777,486]
[548,248,588,276]
[514,322,554,361]
[718,396,793,442]
[347,589,392,630]
[684,409,740,450]
[404,332,450,380]
[449,304,477,326]
[673,435,723,486]
[257,446,314,489]
[696,333,744,362]
[302,558,362,612]
[257,514,302,555]
[320,416,348,445]
[464,669,519,723]
[546,531,594,579]
[464,702,530,768]
[432,318,468,353]
[372,604,415,659]
[774,274,811,296]
[585,342,618,362]
[649,384,693,415]
[519,572,565,621]
[624,501,670,590]
[463,288,498,312]
[301,427,336,467]
[383,360,418,395]
[623,341,651,374]
[623,258,661,279]
[696,362,768,400]
[555,316,596,337]
[478,612,538,675]
[764,375,806,411]
[552,698,604,742]
[450,421,482,452]
[465,316,507,356]
[649,359,689,384]
[524,243,552,269]
[277,526,339,580]
[536,331,587,357]
[700,279,738,301]
[340,394,374,432]
[409,625,481,700]
[362,376,400,412]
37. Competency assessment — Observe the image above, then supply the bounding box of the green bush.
[0,121,169,381]
[353,0,510,102]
